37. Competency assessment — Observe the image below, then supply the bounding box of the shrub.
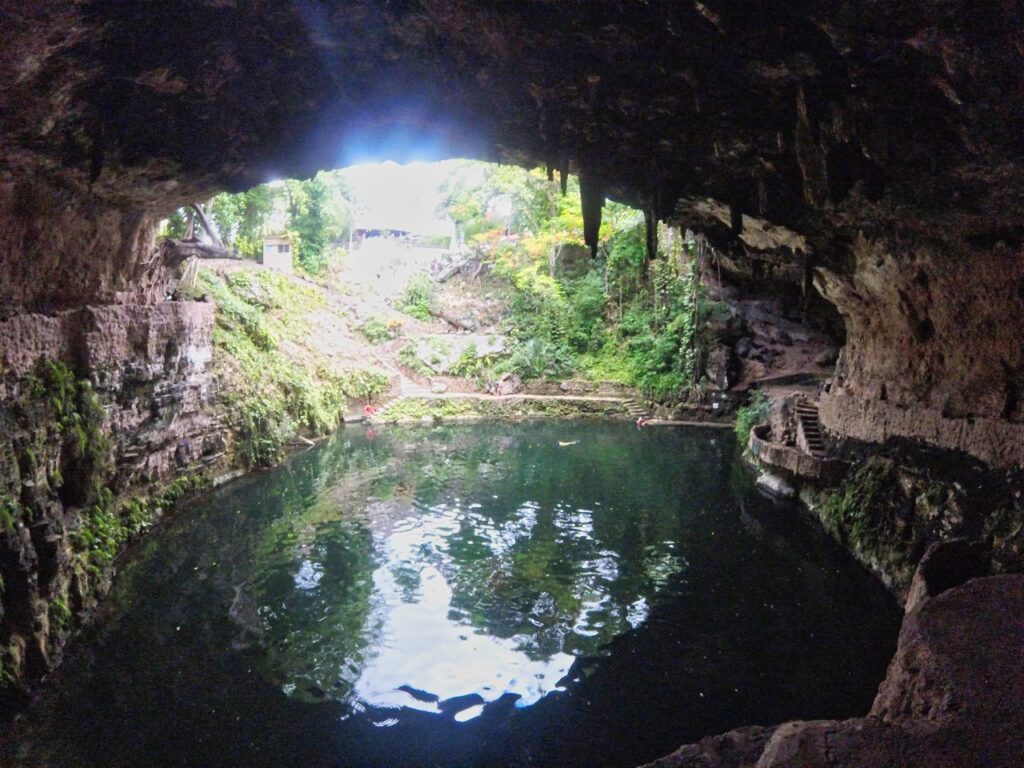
[398,274,435,320]
[506,339,569,380]
[359,316,395,344]
[734,390,771,442]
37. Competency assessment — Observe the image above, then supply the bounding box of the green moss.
[0,495,16,532]
[48,598,71,634]
[818,458,921,588]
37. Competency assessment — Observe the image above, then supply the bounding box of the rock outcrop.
[0,301,223,705]
[817,234,1024,469]
[1,0,1021,462]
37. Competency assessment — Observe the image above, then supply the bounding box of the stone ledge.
[748,423,847,483]
[819,390,1024,470]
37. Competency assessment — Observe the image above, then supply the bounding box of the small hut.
[261,236,293,274]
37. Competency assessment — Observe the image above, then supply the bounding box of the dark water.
[4,422,901,768]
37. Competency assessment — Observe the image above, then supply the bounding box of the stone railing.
[748,423,847,483]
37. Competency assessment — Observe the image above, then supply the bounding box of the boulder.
[548,243,591,278]
[640,572,1024,768]
[495,373,524,396]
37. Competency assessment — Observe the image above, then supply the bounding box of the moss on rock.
[198,267,389,467]
[818,457,924,589]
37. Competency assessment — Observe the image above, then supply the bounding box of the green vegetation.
[208,186,275,259]
[48,597,71,634]
[449,343,503,383]
[199,267,388,467]
[398,342,432,376]
[377,398,474,422]
[358,315,397,345]
[504,338,567,380]
[121,474,210,534]
[161,171,353,275]
[0,494,16,533]
[1,361,212,585]
[30,361,110,490]
[284,175,350,274]
[398,273,435,320]
[735,390,771,442]
[440,163,725,399]
[818,457,922,588]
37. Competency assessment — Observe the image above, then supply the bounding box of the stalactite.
[644,207,658,263]
[546,163,554,182]
[579,174,604,258]
[729,196,743,236]
[559,158,569,196]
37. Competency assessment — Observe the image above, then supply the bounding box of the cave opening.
[1,2,1023,766]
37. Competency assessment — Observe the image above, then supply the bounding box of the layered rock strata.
[0,301,222,705]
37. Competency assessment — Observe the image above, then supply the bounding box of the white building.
[261,236,293,274]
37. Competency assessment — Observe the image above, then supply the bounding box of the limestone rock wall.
[0,182,171,311]
[816,234,1024,468]
[0,301,224,705]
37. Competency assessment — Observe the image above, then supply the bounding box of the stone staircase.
[397,376,433,398]
[623,399,648,419]
[795,399,826,457]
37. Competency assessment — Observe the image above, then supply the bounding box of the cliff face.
[817,232,1024,468]
[0,302,221,703]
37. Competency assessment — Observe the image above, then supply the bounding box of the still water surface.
[6,422,900,767]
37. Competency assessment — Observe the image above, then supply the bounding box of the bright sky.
[341,160,470,236]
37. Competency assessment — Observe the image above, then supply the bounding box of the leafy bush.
[398,274,435,320]
[436,163,726,401]
[564,270,608,354]
[734,390,771,442]
[398,342,432,376]
[358,315,395,345]
[506,339,569,380]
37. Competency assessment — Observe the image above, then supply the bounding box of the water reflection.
[245,425,703,716]
[3,422,902,768]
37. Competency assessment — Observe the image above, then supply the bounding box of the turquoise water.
[4,421,900,767]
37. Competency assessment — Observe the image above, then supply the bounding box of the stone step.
[794,400,827,457]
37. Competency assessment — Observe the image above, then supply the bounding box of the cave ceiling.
[1,0,1023,246]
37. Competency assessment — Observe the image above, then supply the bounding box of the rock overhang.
[2,0,1024,462]
[2,1,1020,230]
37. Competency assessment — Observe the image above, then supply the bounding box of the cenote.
[8,422,900,768]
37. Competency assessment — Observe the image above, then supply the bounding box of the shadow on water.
[2,422,901,768]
